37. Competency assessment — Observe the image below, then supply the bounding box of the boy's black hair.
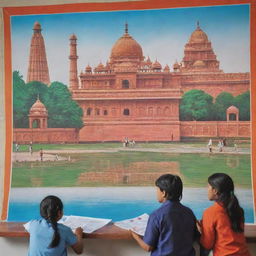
[40,195,63,248]
[155,174,183,201]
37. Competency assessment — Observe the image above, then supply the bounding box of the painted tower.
[178,23,249,97]
[27,21,50,85]
[181,22,221,73]
[69,34,79,90]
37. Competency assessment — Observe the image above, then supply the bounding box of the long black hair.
[155,174,183,201]
[40,195,63,248]
[208,173,244,232]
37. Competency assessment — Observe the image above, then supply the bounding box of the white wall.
[1,237,256,256]
[0,237,150,256]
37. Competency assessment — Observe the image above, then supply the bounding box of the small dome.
[105,61,111,71]
[164,64,170,72]
[193,60,205,67]
[146,57,152,65]
[30,99,48,115]
[152,60,162,70]
[33,21,41,31]
[70,34,77,40]
[173,61,180,69]
[110,24,143,62]
[189,24,208,43]
[227,105,239,113]
[97,62,105,70]
[85,65,92,72]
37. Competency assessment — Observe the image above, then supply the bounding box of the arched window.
[164,107,170,116]
[148,107,153,116]
[123,109,130,115]
[229,113,237,121]
[122,80,129,89]
[157,107,162,116]
[95,108,100,115]
[103,110,108,116]
[87,108,92,116]
[32,119,40,128]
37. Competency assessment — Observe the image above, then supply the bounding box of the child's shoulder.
[204,202,222,216]
[57,222,74,233]
[24,219,45,232]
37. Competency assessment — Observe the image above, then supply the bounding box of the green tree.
[213,92,235,120]
[234,91,250,121]
[180,89,214,121]
[13,71,29,127]
[13,71,83,128]
[46,82,83,128]
[25,81,49,108]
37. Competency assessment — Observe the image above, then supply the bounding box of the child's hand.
[196,220,202,234]
[130,230,142,240]
[75,227,83,238]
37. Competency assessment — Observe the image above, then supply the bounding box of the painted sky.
[11,4,250,86]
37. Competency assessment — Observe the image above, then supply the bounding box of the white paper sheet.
[24,216,112,234]
[59,215,112,233]
[114,213,149,236]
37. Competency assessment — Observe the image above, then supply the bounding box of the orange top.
[200,202,250,256]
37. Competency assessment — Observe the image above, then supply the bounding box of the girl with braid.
[25,195,83,256]
[197,173,250,256]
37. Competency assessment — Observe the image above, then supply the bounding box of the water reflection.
[226,156,240,168]
[77,161,180,185]
[12,152,251,188]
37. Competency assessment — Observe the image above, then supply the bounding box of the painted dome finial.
[125,22,128,34]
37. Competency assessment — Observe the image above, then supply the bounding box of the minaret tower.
[69,34,79,90]
[27,21,50,85]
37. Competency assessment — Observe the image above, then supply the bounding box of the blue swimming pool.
[8,187,254,223]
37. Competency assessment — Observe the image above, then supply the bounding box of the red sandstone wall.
[180,121,250,138]
[13,121,250,143]
[180,73,250,97]
[80,99,180,121]
[13,128,79,143]
[79,122,180,142]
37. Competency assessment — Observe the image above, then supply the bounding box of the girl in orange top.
[197,173,251,256]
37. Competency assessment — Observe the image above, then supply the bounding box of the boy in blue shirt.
[131,174,197,256]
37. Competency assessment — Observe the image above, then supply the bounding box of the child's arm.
[199,214,215,250]
[131,231,154,252]
[71,227,84,254]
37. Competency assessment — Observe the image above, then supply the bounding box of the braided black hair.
[208,173,244,232]
[40,195,63,248]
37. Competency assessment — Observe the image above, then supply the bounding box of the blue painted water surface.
[8,187,254,223]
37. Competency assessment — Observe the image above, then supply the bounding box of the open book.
[114,213,149,236]
[24,216,111,234]
[58,215,112,233]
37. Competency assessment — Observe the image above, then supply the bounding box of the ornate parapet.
[180,121,250,138]
[13,128,79,144]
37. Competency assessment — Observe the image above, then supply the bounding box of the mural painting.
[8,3,253,223]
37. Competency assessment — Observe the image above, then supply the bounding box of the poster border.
[2,0,256,220]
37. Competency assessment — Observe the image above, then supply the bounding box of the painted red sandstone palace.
[18,22,249,143]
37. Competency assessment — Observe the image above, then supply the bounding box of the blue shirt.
[26,219,77,256]
[143,200,196,256]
